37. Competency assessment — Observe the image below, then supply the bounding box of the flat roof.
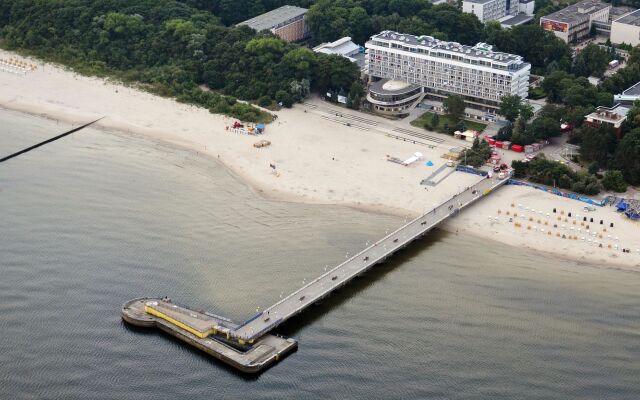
[463,0,495,4]
[368,31,527,65]
[237,5,307,32]
[610,6,635,21]
[621,81,640,96]
[370,79,421,95]
[500,13,534,26]
[313,37,360,56]
[615,9,640,26]
[541,0,610,25]
[585,104,630,123]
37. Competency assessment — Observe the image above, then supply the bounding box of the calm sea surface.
[1,109,639,399]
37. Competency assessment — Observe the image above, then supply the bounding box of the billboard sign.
[541,20,568,33]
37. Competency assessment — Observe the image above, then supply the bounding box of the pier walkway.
[231,173,509,342]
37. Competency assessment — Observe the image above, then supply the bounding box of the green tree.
[511,160,527,178]
[279,47,317,80]
[443,95,465,123]
[629,45,640,65]
[602,170,627,192]
[541,71,573,103]
[485,24,571,74]
[499,94,523,122]
[623,100,640,130]
[289,79,311,102]
[595,92,614,107]
[257,95,272,107]
[510,116,533,145]
[520,102,534,122]
[314,54,360,92]
[276,89,293,107]
[573,43,611,77]
[528,116,560,140]
[463,138,492,167]
[579,125,618,166]
[614,128,640,185]
[431,113,440,129]
[347,81,364,109]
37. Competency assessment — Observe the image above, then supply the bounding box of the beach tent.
[402,152,424,166]
[616,200,628,212]
[426,160,434,166]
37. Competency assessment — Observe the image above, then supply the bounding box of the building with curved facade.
[366,79,423,116]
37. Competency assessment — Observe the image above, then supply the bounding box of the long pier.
[231,173,507,341]
[123,171,509,372]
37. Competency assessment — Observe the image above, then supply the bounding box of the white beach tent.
[402,152,424,166]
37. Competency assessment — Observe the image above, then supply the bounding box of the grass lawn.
[528,87,546,100]
[410,112,487,134]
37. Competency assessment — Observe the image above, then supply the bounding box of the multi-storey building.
[611,9,640,46]
[364,31,530,114]
[592,5,635,36]
[462,0,534,24]
[237,5,310,43]
[463,0,509,23]
[540,0,610,43]
[584,104,629,138]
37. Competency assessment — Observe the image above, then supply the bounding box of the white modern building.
[365,31,531,113]
[463,0,508,23]
[614,81,640,105]
[462,0,534,23]
[312,37,367,69]
[313,37,360,58]
[611,9,640,46]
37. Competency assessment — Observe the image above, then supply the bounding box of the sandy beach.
[1,49,639,268]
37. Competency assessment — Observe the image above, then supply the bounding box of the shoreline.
[0,104,419,220]
[1,49,639,269]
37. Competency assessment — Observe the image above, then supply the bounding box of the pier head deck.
[122,172,508,373]
[122,298,297,373]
